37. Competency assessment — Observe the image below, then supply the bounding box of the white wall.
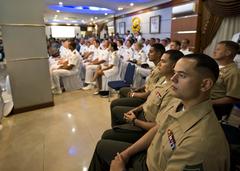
[116,7,172,39]
[45,26,81,38]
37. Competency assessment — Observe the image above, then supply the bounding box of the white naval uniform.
[51,49,80,92]
[102,51,120,90]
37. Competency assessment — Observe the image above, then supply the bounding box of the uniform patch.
[167,129,176,150]
[183,163,203,171]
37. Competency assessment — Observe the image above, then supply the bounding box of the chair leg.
[108,87,111,102]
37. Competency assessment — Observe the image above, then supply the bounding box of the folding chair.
[108,63,135,101]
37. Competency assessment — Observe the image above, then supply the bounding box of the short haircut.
[165,50,184,63]
[69,40,76,50]
[117,39,123,45]
[182,39,190,44]
[172,40,181,47]
[218,41,239,57]
[183,53,219,82]
[151,43,165,55]
[110,42,118,51]
[95,39,100,45]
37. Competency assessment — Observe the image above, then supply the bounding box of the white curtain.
[204,16,240,56]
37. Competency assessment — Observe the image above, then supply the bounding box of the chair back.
[124,63,135,85]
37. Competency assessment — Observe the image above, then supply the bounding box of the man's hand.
[124,111,136,123]
[110,153,126,171]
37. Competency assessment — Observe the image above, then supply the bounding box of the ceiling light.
[118,7,123,11]
[59,2,63,6]
[105,13,108,15]
[94,17,98,19]
[130,3,134,6]
[56,10,60,13]
[74,24,79,26]
[105,20,109,22]
[66,23,71,25]
[91,18,94,21]
[90,22,93,25]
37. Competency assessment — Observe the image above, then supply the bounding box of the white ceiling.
[44,0,171,25]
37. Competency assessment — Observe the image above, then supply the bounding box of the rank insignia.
[167,129,176,150]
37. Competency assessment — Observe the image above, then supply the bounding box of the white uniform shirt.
[100,48,110,65]
[133,49,147,63]
[122,47,134,62]
[180,48,192,55]
[68,49,80,73]
[59,46,71,59]
[79,44,88,55]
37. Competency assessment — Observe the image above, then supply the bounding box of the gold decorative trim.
[0,23,45,27]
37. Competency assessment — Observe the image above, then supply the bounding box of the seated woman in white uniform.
[91,42,120,94]
[51,40,80,94]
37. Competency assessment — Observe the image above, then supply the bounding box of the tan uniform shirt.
[147,100,230,171]
[143,81,172,122]
[211,63,240,99]
[145,67,163,92]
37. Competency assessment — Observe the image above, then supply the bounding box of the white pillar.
[0,0,53,113]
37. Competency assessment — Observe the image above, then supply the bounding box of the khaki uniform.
[211,63,240,99]
[145,67,164,92]
[147,100,230,171]
[143,81,172,122]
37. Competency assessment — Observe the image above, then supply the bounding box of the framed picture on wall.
[150,15,161,34]
[119,22,126,35]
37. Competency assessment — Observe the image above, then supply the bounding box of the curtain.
[204,16,240,56]
[204,0,240,17]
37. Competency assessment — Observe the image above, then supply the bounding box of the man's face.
[171,58,202,101]
[170,42,180,50]
[157,53,174,76]
[213,43,229,60]
[148,47,160,61]
[181,40,189,49]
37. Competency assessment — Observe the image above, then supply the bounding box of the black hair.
[110,42,118,51]
[165,50,184,63]
[151,43,165,55]
[117,39,123,45]
[218,41,239,57]
[183,53,219,82]
[69,40,76,50]
[95,39,101,45]
[172,40,181,47]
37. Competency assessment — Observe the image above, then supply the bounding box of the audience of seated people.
[88,53,231,171]
[45,34,240,170]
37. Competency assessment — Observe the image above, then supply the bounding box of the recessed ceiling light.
[56,10,60,13]
[59,2,63,6]
[105,13,108,15]
[130,3,134,6]
[91,18,94,21]
[118,7,123,11]
[94,17,98,19]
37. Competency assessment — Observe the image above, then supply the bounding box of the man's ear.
[200,78,214,92]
